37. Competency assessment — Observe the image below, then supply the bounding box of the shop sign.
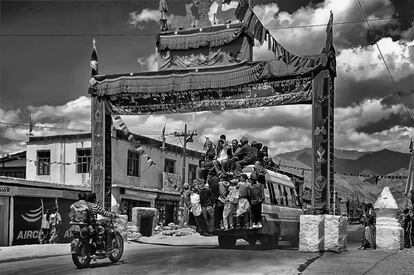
[162,172,182,193]
[13,196,75,245]
[0,185,11,195]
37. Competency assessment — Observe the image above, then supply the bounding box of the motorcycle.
[70,218,124,268]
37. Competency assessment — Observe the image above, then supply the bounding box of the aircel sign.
[13,196,75,245]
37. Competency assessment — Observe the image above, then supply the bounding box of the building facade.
[0,151,26,178]
[25,131,203,224]
[0,176,89,246]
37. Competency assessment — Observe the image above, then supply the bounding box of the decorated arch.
[88,0,337,214]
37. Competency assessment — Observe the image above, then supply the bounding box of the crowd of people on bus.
[181,134,280,235]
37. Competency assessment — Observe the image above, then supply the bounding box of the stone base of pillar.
[299,214,347,252]
[375,217,404,250]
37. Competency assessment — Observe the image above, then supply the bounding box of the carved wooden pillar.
[312,70,334,214]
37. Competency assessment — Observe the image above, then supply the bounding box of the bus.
[215,165,303,249]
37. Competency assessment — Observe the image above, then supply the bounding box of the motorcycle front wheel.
[108,232,124,263]
[72,242,91,268]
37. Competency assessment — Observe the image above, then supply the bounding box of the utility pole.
[173,124,198,186]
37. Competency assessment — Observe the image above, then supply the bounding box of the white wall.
[26,139,91,187]
[111,138,200,190]
[26,136,200,190]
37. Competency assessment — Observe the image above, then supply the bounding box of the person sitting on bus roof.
[248,172,264,228]
[236,174,251,229]
[227,139,241,171]
[250,141,259,161]
[215,139,229,173]
[232,136,255,174]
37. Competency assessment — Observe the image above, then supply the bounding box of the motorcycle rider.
[85,192,118,254]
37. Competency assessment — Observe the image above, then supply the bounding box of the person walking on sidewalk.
[48,206,62,244]
[38,208,51,244]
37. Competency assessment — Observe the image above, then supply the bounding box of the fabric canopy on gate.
[92,56,329,115]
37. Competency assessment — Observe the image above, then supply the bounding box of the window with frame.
[277,184,285,205]
[188,164,197,185]
[127,150,140,177]
[283,186,293,206]
[272,183,282,205]
[164,158,176,174]
[76,148,91,173]
[267,182,277,205]
[37,150,50,175]
[290,188,300,207]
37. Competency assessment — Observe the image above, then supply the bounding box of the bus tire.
[218,236,236,249]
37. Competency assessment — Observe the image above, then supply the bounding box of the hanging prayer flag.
[90,39,98,76]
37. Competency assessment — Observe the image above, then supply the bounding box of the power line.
[0,15,410,37]
[357,0,414,126]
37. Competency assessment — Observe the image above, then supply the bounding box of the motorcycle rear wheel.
[72,243,91,269]
[108,232,124,263]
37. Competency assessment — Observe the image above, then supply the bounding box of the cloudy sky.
[1,0,414,156]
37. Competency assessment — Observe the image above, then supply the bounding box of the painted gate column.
[312,69,334,214]
[91,95,105,207]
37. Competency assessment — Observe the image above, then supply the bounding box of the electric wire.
[357,0,414,126]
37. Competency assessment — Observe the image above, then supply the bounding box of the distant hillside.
[278,148,368,161]
[278,148,411,176]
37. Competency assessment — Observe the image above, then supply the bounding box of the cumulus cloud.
[128,9,159,28]
[334,99,413,152]
[253,0,396,58]
[137,53,158,71]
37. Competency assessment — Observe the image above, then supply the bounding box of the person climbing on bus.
[249,172,264,228]
[200,183,215,234]
[223,177,239,230]
[236,174,251,229]
[215,173,229,229]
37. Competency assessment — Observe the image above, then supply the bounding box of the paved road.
[0,226,364,275]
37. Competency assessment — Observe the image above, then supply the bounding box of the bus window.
[290,188,300,207]
[283,186,292,206]
[267,182,276,204]
[273,183,281,205]
[277,184,285,205]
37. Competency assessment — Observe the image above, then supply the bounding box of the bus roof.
[242,165,296,189]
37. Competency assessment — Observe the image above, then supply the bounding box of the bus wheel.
[260,235,276,249]
[218,236,236,249]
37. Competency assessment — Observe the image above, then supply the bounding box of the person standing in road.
[180,183,192,227]
[359,203,376,249]
[403,208,412,248]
